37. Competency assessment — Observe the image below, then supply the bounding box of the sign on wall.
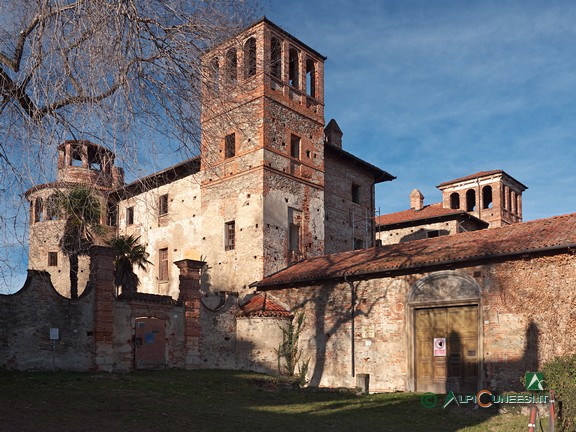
[433,337,446,356]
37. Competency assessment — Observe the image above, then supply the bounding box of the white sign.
[50,328,59,340]
[433,337,446,356]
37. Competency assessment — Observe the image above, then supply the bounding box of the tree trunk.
[70,254,79,299]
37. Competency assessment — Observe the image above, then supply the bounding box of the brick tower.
[25,140,124,297]
[199,18,327,291]
[437,170,527,227]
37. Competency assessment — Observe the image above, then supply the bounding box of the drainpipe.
[345,274,355,377]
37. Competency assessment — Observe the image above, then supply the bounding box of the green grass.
[0,369,551,432]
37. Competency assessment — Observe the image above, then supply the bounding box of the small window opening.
[107,203,118,227]
[290,135,300,159]
[126,206,134,225]
[159,194,169,216]
[244,38,256,78]
[288,208,302,253]
[89,159,101,171]
[352,184,360,204]
[289,47,299,88]
[482,185,493,209]
[427,230,440,238]
[34,197,43,222]
[466,189,476,212]
[353,238,365,250]
[48,252,58,267]
[225,221,235,251]
[70,146,83,167]
[450,192,460,210]
[158,248,169,281]
[225,133,236,158]
[46,195,58,220]
[225,48,237,84]
[270,37,282,79]
[210,58,220,93]
[305,58,316,98]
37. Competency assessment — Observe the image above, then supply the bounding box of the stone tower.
[25,140,124,297]
[437,170,527,227]
[199,18,327,291]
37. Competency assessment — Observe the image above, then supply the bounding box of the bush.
[542,353,576,431]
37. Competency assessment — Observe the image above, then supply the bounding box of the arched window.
[210,57,220,93]
[305,58,316,98]
[244,38,256,78]
[466,189,476,212]
[288,47,299,88]
[34,197,43,222]
[270,37,282,79]
[46,195,59,220]
[482,185,493,209]
[450,192,460,209]
[225,48,237,84]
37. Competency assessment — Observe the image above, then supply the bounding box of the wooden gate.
[134,317,166,369]
[414,305,478,393]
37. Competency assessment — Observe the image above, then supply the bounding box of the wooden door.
[134,317,166,369]
[415,305,478,393]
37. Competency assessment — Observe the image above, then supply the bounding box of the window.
[126,206,134,225]
[482,186,493,209]
[305,58,316,98]
[450,192,460,210]
[34,197,43,222]
[288,208,302,253]
[288,47,299,87]
[270,37,282,79]
[352,184,360,204]
[158,248,169,281]
[290,134,300,159]
[427,230,440,238]
[353,238,364,250]
[46,195,58,220]
[225,48,237,84]
[244,38,256,78]
[225,221,235,250]
[225,133,236,158]
[466,189,476,212]
[48,252,58,267]
[210,57,220,93]
[159,194,168,216]
[107,203,118,227]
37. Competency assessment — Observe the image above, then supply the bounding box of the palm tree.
[106,234,151,297]
[56,186,105,299]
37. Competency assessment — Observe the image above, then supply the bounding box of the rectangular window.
[225,221,235,250]
[225,133,236,158]
[290,135,300,159]
[107,203,117,227]
[288,208,302,252]
[352,184,360,204]
[126,206,134,225]
[48,252,58,267]
[159,194,168,216]
[427,230,440,238]
[158,248,169,281]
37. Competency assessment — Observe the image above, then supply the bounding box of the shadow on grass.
[0,369,512,432]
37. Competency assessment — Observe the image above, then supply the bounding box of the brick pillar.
[90,246,116,371]
[174,259,205,369]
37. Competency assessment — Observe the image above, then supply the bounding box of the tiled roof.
[252,213,576,289]
[436,170,528,191]
[325,144,395,184]
[375,203,487,227]
[238,294,292,318]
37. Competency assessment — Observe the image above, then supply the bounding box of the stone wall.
[264,251,576,392]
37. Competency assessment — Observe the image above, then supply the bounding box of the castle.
[3,18,575,394]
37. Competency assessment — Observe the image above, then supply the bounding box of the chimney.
[410,189,424,210]
[324,119,343,149]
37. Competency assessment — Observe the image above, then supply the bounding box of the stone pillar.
[175,259,205,369]
[90,246,116,371]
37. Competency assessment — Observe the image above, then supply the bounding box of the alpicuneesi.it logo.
[420,372,548,409]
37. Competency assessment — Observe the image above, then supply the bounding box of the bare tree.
[0,0,257,291]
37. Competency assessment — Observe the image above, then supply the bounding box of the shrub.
[542,353,576,431]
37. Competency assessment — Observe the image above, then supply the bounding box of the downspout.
[345,274,355,377]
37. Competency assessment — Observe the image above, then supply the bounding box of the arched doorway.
[408,271,481,393]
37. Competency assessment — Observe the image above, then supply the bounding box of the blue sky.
[265,0,576,220]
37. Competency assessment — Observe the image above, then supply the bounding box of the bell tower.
[199,18,327,291]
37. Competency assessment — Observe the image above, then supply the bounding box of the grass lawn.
[0,369,551,432]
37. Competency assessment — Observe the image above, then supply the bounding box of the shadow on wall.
[400,229,450,243]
